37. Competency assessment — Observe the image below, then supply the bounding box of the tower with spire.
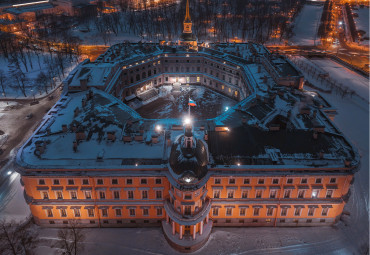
[179,0,197,49]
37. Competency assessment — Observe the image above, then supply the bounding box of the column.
[179,225,183,240]
[200,221,204,235]
[172,221,175,235]
[192,225,196,240]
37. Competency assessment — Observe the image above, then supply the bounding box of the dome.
[169,135,208,181]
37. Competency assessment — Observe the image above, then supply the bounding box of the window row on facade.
[212,186,338,199]
[36,177,164,186]
[37,188,164,200]
[213,177,338,185]
[211,205,333,218]
[42,206,164,218]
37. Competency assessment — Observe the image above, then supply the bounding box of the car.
[26,113,33,119]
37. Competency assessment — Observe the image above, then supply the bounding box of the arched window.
[136,74,140,81]
[142,72,146,79]
[148,70,151,76]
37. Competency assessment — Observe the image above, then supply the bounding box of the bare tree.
[35,71,49,94]
[0,69,7,98]
[53,221,85,255]
[0,219,39,255]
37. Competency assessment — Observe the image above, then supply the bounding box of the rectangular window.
[99,191,105,199]
[97,179,103,185]
[270,190,277,198]
[85,191,91,199]
[326,190,333,198]
[60,209,67,217]
[114,191,120,199]
[128,191,134,199]
[82,179,89,185]
[330,178,336,183]
[142,190,148,199]
[184,206,191,215]
[214,178,221,184]
[39,179,45,185]
[256,190,262,198]
[253,208,260,216]
[213,207,219,216]
[213,190,220,198]
[184,194,192,200]
[281,207,287,216]
[239,208,246,216]
[301,178,307,184]
[287,178,293,184]
[127,179,133,185]
[243,178,250,184]
[298,190,305,198]
[308,207,315,216]
[47,209,53,217]
[155,178,162,184]
[284,190,291,198]
[42,191,49,199]
[157,208,163,216]
[129,209,135,216]
[70,191,77,199]
[112,179,118,185]
[272,179,279,184]
[88,209,94,217]
[258,179,264,184]
[229,178,235,184]
[116,209,122,216]
[56,191,63,199]
[68,179,74,185]
[322,207,329,216]
[315,178,322,184]
[294,207,302,216]
[143,208,149,216]
[267,207,274,216]
[102,209,108,217]
[53,179,60,185]
[74,208,80,217]
[227,190,234,198]
[141,179,147,185]
[241,190,248,198]
[312,189,319,198]
[156,191,162,199]
[226,208,232,216]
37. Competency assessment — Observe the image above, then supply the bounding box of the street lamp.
[2,92,8,105]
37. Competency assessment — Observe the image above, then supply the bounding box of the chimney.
[123,135,132,143]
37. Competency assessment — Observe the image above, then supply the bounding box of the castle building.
[15,3,358,253]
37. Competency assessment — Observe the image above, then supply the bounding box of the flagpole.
[188,96,190,117]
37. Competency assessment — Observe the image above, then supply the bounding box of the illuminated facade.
[179,0,197,50]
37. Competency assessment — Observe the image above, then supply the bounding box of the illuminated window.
[47,209,53,217]
[222,85,224,90]
[226,208,232,216]
[253,208,260,216]
[234,91,238,96]
[74,208,81,217]
[84,191,91,199]
[60,209,67,217]
[197,77,200,82]
[312,189,319,198]
[42,191,49,199]
[214,178,221,184]
[186,77,190,83]
[213,190,220,198]
[213,207,219,216]
[228,88,231,93]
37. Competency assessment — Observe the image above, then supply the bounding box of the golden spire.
[184,0,191,22]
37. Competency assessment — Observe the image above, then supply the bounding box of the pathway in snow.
[290,4,323,46]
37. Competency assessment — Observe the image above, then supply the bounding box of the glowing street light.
[183,117,192,126]
[155,125,162,132]
[225,106,229,111]
[7,171,12,175]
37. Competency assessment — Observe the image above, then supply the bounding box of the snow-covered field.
[353,7,370,46]
[290,4,323,46]
[311,58,369,101]
[0,54,78,99]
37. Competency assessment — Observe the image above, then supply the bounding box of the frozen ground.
[290,4,323,46]
[311,58,369,101]
[353,7,370,46]
[136,86,237,119]
[0,55,78,99]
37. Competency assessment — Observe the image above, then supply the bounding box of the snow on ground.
[290,4,323,46]
[0,54,78,99]
[311,58,369,101]
[353,7,370,46]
